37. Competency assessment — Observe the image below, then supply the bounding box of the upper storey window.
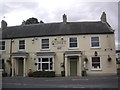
[41,39,49,50]
[19,40,25,50]
[69,37,78,49]
[91,36,100,48]
[0,40,5,51]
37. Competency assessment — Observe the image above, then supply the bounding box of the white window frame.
[18,40,26,51]
[90,56,102,70]
[0,40,6,51]
[37,56,54,71]
[68,37,79,49]
[41,38,50,50]
[90,36,100,48]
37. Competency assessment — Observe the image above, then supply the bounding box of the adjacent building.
[0,12,117,77]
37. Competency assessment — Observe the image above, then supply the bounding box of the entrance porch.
[11,52,29,77]
[64,51,83,76]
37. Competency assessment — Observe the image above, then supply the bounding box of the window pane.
[42,58,49,62]
[42,63,49,70]
[2,46,5,50]
[92,42,99,47]
[2,41,5,45]
[92,63,100,69]
[38,58,41,62]
[19,45,25,49]
[50,63,53,70]
[42,39,49,43]
[92,57,100,62]
[70,38,77,42]
[70,43,77,47]
[42,44,49,49]
[19,40,25,44]
[92,57,100,69]
[91,37,99,41]
[50,58,53,70]
[38,63,41,70]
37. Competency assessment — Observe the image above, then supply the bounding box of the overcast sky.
[0,0,119,49]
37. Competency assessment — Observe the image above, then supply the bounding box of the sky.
[0,0,119,49]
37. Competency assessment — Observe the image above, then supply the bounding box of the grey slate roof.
[35,52,56,56]
[1,21,114,39]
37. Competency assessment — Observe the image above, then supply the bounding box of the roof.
[35,52,56,56]
[1,21,114,39]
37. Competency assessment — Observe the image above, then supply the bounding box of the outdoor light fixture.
[60,63,64,67]
[108,55,112,61]
[84,57,88,62]
[94,51,98,56]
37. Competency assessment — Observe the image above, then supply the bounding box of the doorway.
[18,58,23,76]
[70,58,77,76]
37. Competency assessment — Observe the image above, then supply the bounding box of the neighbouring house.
[0,12,117,77]
[116,50,120,69]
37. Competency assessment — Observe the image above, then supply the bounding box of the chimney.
[1,20,7,29]
[63,14,67,24]
[101,12,107,23]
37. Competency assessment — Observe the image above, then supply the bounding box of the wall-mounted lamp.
[60,63,64,67]
[94,51,98,56]
[11,39,14,43]
[84,57,88,62]
[61,37,64,40]
[108,55,112,61]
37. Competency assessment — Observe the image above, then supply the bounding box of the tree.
[22,17,39,25]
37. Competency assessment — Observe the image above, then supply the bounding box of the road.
[2,75,119,88]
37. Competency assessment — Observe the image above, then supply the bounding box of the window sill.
[40,49,50,51]
[91,69,102,71]
[18,49,26,51]
[90,47,101,49]
[68,47,79,50]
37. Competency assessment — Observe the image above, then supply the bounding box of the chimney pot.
[1,20,7,30]
[63,14,67,24]
[101,12,107,23]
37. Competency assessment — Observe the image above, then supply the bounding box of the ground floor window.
[91,57,101,70]
[37,57,54,71]
[0,58,5,71]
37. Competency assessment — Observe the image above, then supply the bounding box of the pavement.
[1,75,120,88]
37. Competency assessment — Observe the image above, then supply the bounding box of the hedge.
[28,71,55,77]
[2,72,8,77]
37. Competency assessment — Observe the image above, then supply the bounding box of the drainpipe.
[9,39,13,76]
[63,53,65,76]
